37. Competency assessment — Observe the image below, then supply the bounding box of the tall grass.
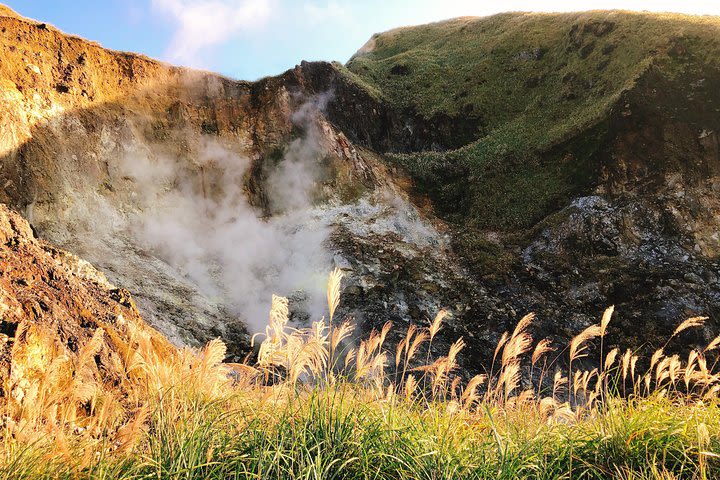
[1,269,718,478]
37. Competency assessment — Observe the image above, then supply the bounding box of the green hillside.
[346,11,720,228]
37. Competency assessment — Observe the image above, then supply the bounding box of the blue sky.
[5,0,720,81]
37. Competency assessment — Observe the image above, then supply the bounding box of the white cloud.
[303,1,351,25]
[152,0,273,66]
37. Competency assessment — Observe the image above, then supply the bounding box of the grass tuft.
[0,268,718,478]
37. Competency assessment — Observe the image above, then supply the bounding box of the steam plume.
[117,95,331,332]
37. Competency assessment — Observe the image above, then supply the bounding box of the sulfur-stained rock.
[0,203,173,394]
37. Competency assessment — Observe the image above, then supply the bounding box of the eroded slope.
[0,6,479,364]
[0,203,173,403]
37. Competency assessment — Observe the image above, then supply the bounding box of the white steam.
[266,94,330,214]
[116,96,331,332]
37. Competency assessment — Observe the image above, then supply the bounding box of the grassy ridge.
[346,11,720,228]
[2,270,719,479]
[347,11,720,133]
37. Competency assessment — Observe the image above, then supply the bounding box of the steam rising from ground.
[117,97,330,332]
[43,91,447,345]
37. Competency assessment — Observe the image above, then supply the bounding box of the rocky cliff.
[0,203,173,405]
[0,6,718,372]
[0,5,474,364]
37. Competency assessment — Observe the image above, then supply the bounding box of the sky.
[5,0,720,81]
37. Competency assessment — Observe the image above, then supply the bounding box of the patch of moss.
[452,231,516,278]
[389,119,607,229]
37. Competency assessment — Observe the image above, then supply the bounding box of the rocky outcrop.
[0,203,173,398]
[499,60,720,351]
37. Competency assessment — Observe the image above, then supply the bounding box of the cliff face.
[1,10,268,355]
[0,7,475,362]
[0,6,718,371]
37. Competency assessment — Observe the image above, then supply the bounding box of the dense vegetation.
[2,270,719,479]
[346,11,720,228]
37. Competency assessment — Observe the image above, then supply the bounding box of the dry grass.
[0,268,718,478]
